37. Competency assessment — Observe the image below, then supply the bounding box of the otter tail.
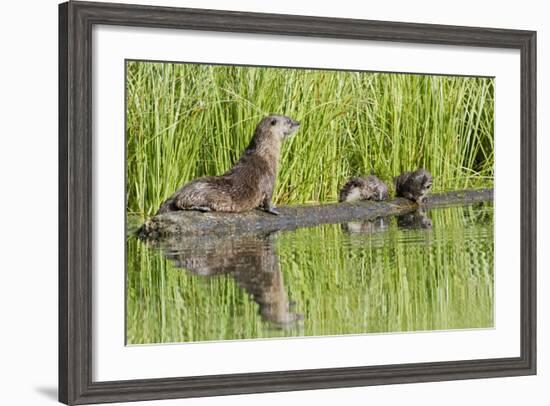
[155,197,176,215]
[135,198,177,240]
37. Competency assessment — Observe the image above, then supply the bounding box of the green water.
[126,203,494,345]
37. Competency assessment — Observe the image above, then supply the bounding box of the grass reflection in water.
[126,203,493,344]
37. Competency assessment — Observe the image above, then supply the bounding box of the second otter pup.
[156,115,300,215]
[339,175,389,203]
[394,168,432,203]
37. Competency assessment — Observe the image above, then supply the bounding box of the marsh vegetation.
[126,62,494,217]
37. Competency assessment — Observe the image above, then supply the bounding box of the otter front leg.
[260,196,279,216]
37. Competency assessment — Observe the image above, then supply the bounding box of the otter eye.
[270,119,277,126]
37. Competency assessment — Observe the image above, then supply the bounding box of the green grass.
[126,61,494,217]
[126,204,494,344]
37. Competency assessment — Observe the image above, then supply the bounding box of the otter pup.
[156,115,300,215]
[394,168,432,203]
[339,175,389,203]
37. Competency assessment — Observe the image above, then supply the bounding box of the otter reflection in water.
[396,208,433,230]
[341,217,389,234]
[340,209,432,235]
[153,233,302,330]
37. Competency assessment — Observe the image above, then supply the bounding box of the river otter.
[339,175,389,203]
[156,115,300,215]
[394,168,432,203]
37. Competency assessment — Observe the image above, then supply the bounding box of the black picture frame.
[59,1,537,404]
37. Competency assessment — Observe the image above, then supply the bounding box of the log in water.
[138,188,493,240]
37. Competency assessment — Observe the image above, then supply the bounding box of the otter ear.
[270,118,277,126]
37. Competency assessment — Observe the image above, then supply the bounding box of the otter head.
[265,115,301,140]
[248,115,301,159]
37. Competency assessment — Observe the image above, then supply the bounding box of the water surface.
[126,203,493,344]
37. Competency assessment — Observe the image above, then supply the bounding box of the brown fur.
[156,115,300,215]
[394,168,432,203]
[339,175,389,203]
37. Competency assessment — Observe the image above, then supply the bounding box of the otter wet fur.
[156,115,300,216]
[394,168,433,203]
[338,175,389,203]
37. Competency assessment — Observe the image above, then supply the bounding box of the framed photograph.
[59,1,536,404]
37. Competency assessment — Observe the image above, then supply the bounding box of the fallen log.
[138,188,493,240]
